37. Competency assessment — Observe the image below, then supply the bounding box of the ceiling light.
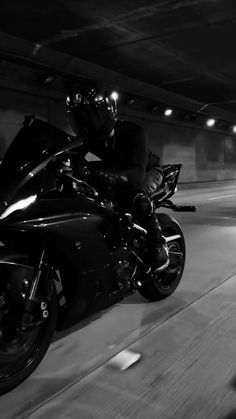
[42,75,55,85]
[126,98,135,106]
[232,125,236,133]
[164,108,173,116]
[110,91,119,101]
[206,118,216,127]
[94,95,104,102]
[150,105,159,112]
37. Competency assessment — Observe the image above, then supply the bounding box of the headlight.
[0,194,37,220]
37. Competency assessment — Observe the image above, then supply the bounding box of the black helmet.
[66,84,118,140]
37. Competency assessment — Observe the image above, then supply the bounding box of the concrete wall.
[121,113,236,183]
[0,87,71,158]
[1,86,236,184]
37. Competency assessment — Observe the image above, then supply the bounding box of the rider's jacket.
[84,120,162,188]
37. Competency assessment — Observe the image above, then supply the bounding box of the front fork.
[21,248,51,331]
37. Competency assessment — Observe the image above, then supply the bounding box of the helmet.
[66,85,118,140]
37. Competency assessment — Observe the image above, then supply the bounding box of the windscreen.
[0,117,73,179]
[0,117,81,208]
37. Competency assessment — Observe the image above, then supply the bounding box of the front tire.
[138,215,186,301]
[0,249,57,395]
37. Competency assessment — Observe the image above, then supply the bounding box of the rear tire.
[138,216,185,301]
[0,249,57,395]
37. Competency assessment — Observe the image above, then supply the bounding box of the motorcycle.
[0,115,196,395]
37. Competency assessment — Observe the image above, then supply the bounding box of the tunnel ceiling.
[1,0,236,115]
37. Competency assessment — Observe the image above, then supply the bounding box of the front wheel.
[138,215,186,301]
[0,249,57,395]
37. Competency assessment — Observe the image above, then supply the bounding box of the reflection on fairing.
[0,194,37,220]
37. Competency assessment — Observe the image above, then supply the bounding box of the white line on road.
[108,349,141,370]
[208,194,235,200]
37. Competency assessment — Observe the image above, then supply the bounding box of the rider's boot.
[147,222,169,273]
[133,192,169,273]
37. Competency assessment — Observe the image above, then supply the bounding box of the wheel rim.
[0,266,52,381]
[155,240,184,291]
[0,307,44,379]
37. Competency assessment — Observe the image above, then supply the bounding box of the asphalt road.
[2,181,236,419]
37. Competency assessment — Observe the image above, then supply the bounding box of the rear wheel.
[0,249,57,395]
[138,217,185,301]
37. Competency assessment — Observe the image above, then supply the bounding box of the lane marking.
[208,194,235,200]
[205,216,236,222]
[108,349,141,370]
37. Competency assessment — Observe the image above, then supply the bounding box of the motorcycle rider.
[66,85,169,273]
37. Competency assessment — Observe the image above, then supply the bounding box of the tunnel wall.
[1,87,236,184]
[0,87,71,160]
[122,113,236,183]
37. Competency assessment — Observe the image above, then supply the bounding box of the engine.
[113,259,136,291]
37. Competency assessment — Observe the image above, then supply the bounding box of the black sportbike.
[0,116,196,394]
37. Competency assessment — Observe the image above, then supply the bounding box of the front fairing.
[0,193,123,271]
[0,116,83,216]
